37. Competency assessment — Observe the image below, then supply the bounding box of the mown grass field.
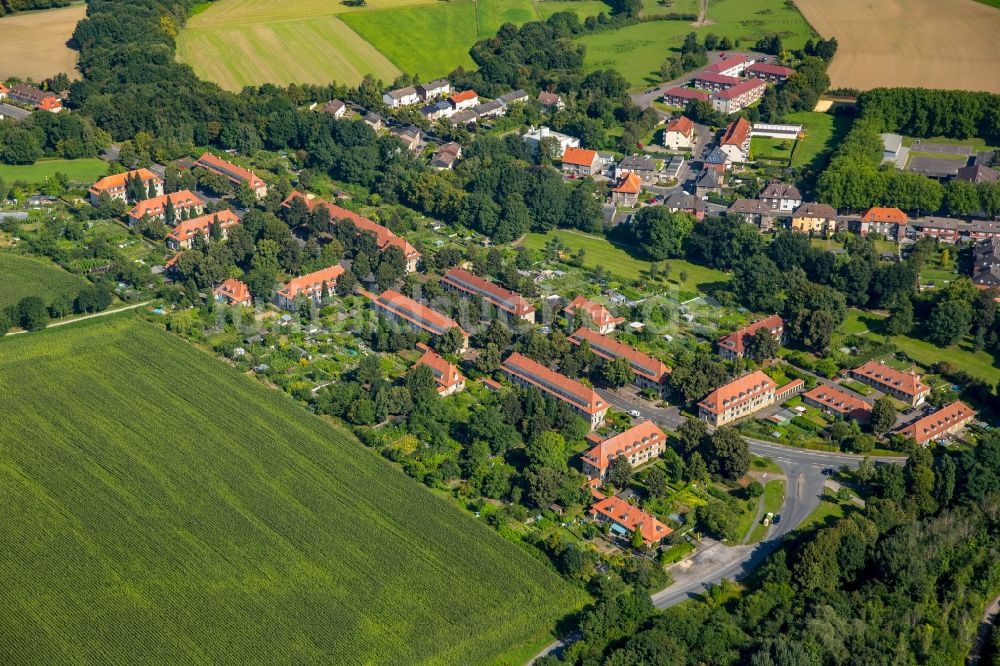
[0,252,88,310]
[0,158,107,184]
[0,316,583,664]
[0,4,86,81]
[786,110,853,170]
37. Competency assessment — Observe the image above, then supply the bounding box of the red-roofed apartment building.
[366,289,469,351]
[9,84,62,112]
[89,169,164,205]
[850,360,929,406]
[582,420,667,484]
[276,265,345,310]
[717,315,784,361]
[166,210,240,250]
[858,207,908,239]
[692,72,741,92]
[802,385,872,423]
[561,147,600,176]
[214,278,252,307]
[662,86,709,107]
[895,401,976,446]
[195,152,268,199]
[590,495,672,545]
[281,191,421,272]
[127,190,204,226]
[611,171,642,206]
[711,79,767,115]
[719,117,752,162]
[698,370,777,426]
[414,343,466,397]
[441,267,536,323]
[663,115,695,151]
[569,327,670,394]
[745,62,794,82]
[564,294,624,334]
[501,352,608,429]
[703,55,750,77]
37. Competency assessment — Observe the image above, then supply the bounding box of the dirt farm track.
[795,0,1000,93]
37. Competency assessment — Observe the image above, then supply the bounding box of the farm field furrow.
[0,316,583,664]
[0,252,89,310]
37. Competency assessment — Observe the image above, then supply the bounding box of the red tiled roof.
[501,352,605,415]
[803,385,871,419]
[166,210,240,243]
[195,152,266,191]
[128,190,203,220]
[698,370,776,415]
[703,55,749,74]
[89,168,161,195]
[665,115,694,136]
[441,267,535,316]
[862,207,908,225]
[895,401,975,445]
[569,327,670,383]
[415,347,465,394]
[612,172,642,195]
[277,265,344,301]
[721,117,752,147]
[713,79,766,101]
[746,62,794,77]
[582,420,666,472]
[591,495,672,543]
[562,147,598,167]
[851,360,927,398]
[662,86,709,102]
[717,314,783,356]
[564,295,624,327]
[449,90,478,104]
[214,278,251,305]
[371,289,467,338]
[694,72,741,86]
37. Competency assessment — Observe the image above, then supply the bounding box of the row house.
[972,238,1000,288]
[421,99,453,121]
[710,79,767,115]
[195,152,268,199]
[856,207,908,239]
[717,314,783,361]
[745,62,794,82]
[803,385,872,423]
[582,420,667,484]
[8,84,61,112]
[500,352,607,429]
[165,210,240,250]
[663,115,695,151]
[213,277,252,308]
[414,344,466,397]
[416,79,450,101]
[367,289,469,351]
[703,55,751,77]
[448,90,479,112]
[895,401,976,446]
[88,168,163,206]
[727,198,778,231]
[127,190,204,226]
[499,89,529,106]
[850,360,929,406]
[911,217,1000,244]
[775,378,805,402]
[560,147,600,176]
[275,265,345,310]
[441,267,536,323]
[692,72,741,92]
[698,370,777,427]
[661,86,709,107]
[791,202,839,236]
[564,294,624,334]
[719,117,752,163]
[590,494,672,545]
[383,85,421,108]
[759,181,802,213]
[569,327,670,394]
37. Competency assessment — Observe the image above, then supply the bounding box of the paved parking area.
[907,154,964,177]
[911,140,974,156]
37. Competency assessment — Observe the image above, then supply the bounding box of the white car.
[628,409,641,418]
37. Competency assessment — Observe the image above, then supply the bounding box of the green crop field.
[0,252,89,310]
[577,0,816,87]
[0,158,107,184]
[0,317,583,664]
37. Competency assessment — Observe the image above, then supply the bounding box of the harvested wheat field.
[0,5,86,81]
[795,0,1000,93]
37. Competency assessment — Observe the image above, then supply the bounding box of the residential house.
[9,84,61,112]
[391,125,422,152]
[127,190,204,226]
[719,117,752,163]
[448,90,479,112]
[582,420,667,484]
[561,147,600,176]
[321,99,346,118]
[692,72,741,92]
[441,267,536,322]
[590,495,672,545]
[913,217,1000,244]
[165,210,240,250]
[703,54,750,77]
[523,126,579,154]
[363,112,384,131]
[569,327,670,394]
[500,352,608,429]
[698,370,777,427]
[214,278,252,307]
[664,192,705,220]
[972,238,1000,287]
[564,294,624,334]
[537,91,565,110]
[703,147,730,173]
[88,168,164,206]
[383,85,420,108]
[956,164,998,185]
[499,89,529,106]
[430,142,462,170]
[710,79,767,114]
[195,152,268,199]
[728,199,777,230]
[610,172,642,206]
[717,315,784,360]
[759,181,802,213]
[474,99,506,120]
[663,115,695,151]
[745,62,794,82]
[803,385,872,423]
[894,401,976,446]
[414,344,466,397]
[416,79,450,101]
[616,155,658,182]
[694,169,722,197]
[662,86,709,107]
[850,360,929,406]
[859,207,908,239]
[366,289,469,350]
[791,202,839,236]
[275,265,345,310]
[449,109,479,126]
[421,100,453,121]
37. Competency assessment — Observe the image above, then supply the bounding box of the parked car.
[628,409,641,418]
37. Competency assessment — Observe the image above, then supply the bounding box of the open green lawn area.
[517,228,730,292]
[786,111,853,170]
[577,0,815,87]
[747,480,785,543]
[0,158,107,184]
[0,252,89,310]
[798,490,849,531]
[750,136,794,162]
[0,316,583,664]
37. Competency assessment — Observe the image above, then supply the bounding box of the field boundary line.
[5,300,150,337]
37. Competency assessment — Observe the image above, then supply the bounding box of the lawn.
[0,316,583,664]
[0,252,89,310]
[786,110,853,171]
[747,480,785,544]
[0,158,108,184]
[750,136,794,162]
[798,489,849,531]
[517,228,730,293]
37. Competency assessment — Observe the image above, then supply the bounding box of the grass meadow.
[0,316,583,664]
[0,252,88,310]
[786,110,852,170]
[0,158,108,184]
